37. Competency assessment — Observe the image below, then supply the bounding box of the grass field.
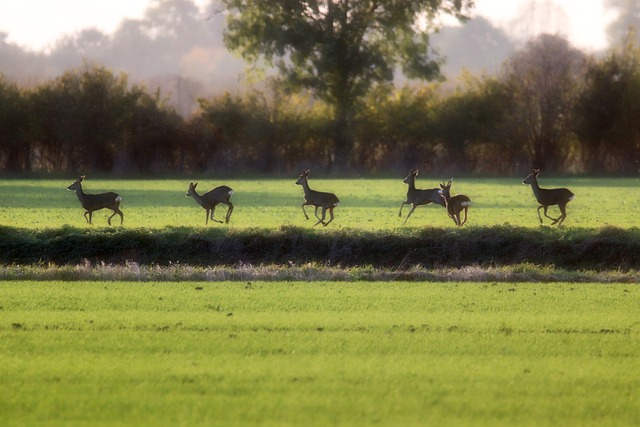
[1,176,639,229]
[1,177,639,425]
[1,280,639,426]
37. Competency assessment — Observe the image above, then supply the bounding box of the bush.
[1,225,639,270]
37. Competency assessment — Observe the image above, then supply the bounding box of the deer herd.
[66,168,574,227]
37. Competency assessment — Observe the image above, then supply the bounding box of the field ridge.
[1,225,639,271]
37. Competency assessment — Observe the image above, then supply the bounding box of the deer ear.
[79,175,85,182]
[304,170,310,176]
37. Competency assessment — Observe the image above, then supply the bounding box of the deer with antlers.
[439,178,471,226]
[522,169,574,225]
[399,168,446,225]
[67,175,124,225]
[186,182,234,224]
[295,169,340,227]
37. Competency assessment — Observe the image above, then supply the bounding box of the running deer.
[522,169,574,225]
[66,175,124,225]
[439,178,471,226]
[186,182,234,224]
[399,168,446,225]
[295,169,340,227]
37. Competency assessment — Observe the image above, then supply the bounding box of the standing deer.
[186,182,234,224]
[295,169,340,227]
[66,175,123,225]
[399,168,446,225]
[439,178,471,226]
[522,169,574,225]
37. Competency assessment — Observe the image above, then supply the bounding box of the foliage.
[4,64,186,173]
[1,281,639,426]
[193,87,331,172]
[574,32,640,174]
[3,33,640,174]
[432,74,522,174]
[221,0,473,169]
[501,34,585,172]
[1,224,640,270]
[606,0,640,44]
[353,84,441,171]
[0,76,29,171]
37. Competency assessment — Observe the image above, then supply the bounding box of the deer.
[295,169,340,227]
[399,168,446,225]
[522,169,574,226]
[66,175,124,225]
[186,182,234,224]
[439,178,471,226]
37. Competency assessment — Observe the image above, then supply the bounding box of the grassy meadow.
[1,280,639,426]
[1,176,639,229]
[1,176,639,425]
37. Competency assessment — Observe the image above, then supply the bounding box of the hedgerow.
[1,225,639,271]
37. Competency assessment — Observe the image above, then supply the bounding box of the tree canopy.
[221,0,474,170]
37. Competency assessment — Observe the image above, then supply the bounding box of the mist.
[1,0,631,117]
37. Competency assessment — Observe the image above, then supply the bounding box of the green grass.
[1,280,638,426]
[1,177,639,229]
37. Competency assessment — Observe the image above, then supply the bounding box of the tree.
[0,76,29,171]
[221,0,473,171]
[606,0,640,45]
[433,73,519,174]
[501,34,584,172]
[575,33,640,174]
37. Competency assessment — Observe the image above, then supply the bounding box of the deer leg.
[536,206,545,224]
[84,211,92,224]
[210,206,223,223]
[205,208,210,225]
[314,206,323,221]
[554,204,568,225]
[323,207,335,227]
[399,202,408,217]
[107,209,122,226]
[543,206,561,224]
[403,205,417,225]
[224,203,234,224]
[459,207,468,226]
[301,204,310,220]
[313,207,327,227]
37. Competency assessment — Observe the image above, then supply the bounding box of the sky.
[0,0,619,53]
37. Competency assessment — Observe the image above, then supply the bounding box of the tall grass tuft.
[1,262,638,283]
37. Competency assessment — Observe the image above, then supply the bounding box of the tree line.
[1,33,639,176]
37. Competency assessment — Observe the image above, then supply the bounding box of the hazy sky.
[0,0,617,53]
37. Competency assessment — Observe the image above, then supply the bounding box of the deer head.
[186,182,198,197]
[67,175,86,192]
[295,170,310,186]
[523,169,540,185]
[439,178,453,196]
[402,169,419,184]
